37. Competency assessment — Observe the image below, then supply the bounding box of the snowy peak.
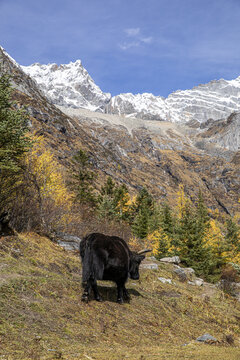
[110,77,240,123]
[21,60,111,111]
[108,92,168,121]
[0,46,21,69]
[6,46,240,123]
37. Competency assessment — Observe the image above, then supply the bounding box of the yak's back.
[80,233,130,281]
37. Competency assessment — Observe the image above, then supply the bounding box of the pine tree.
[135,187,154,212]
[225,217,240,248]
[97,194,116,220]
[195,191,210,233]
[132,207,149,239]
[98,177,130,221]
[100,176,115,196]
[0,71,32,212]
[0,72,31,172]
[204,219,227,271]
[130,187,154,239]
[175,198,213,277]
[97,177,116,219]
[159,202,175,236]
[113,183,130,221]
[148,203,161,233]
[69,149,97,207]
[225,217,240,260]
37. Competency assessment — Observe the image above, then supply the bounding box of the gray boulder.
[55,232,81,243]
[173,266,198,283]
[196,333,218,343]
[194,278,204,286]
[57,240,79,251]
[160,256,181,264]
[188,278,204,286]
[184,267,195,277]
[141,263,159,270]
[54,232,81,251]
[174,268,188,282]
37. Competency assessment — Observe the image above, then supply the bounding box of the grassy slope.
[0,234,240,360]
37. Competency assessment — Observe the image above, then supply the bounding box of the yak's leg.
[123,285,131,301]
[116,281,124,304]
[81,278,102,302]
[91,278,102,302]
[81,279,92,302]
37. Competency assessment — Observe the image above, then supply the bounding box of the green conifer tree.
[131,187,154,238]
[132,207,149,239]
[0,72,31,172]
[225,217,240,254]
[159,202,175,236]
[100,176,115,196]
[69,149,97,207]
[97,194,116,220]
[0,71,32,211]
[195,191,210,234]
[176,200,213,277]
[97,177,116,220]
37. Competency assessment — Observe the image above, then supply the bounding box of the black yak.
[80,233,151,303]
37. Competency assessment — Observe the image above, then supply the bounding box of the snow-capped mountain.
[110,78,240,123]
[21,61,111,112]
[21,57,240,124]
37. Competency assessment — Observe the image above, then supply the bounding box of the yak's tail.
[81,234,104,283]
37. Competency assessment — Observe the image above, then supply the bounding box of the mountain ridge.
[21,57,240,124]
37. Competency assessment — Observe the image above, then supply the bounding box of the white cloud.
[119,41,140,50]
[120,29,153,51]
[141,37,153,44]
[124,28,140,37]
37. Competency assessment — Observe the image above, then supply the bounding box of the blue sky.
[1,0,240,97]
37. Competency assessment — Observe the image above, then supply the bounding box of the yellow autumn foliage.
[176,184,188,219]
[145,230,162,256]
[116,192,131,217]
[130,228,172,257]
[26,136,72,209]
[129,231,161,255]
[128,236,142,252]
[204,219,224,252]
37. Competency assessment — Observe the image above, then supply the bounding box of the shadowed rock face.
[1,47,240,216]
[197,112,240,152]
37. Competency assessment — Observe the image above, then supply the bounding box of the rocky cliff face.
[196,112,240,152]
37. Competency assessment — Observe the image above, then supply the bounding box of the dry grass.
[0,233,240,359]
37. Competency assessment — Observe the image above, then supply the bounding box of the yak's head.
[129,249,151,280]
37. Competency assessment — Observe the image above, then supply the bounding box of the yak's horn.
[137,249,152,255]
